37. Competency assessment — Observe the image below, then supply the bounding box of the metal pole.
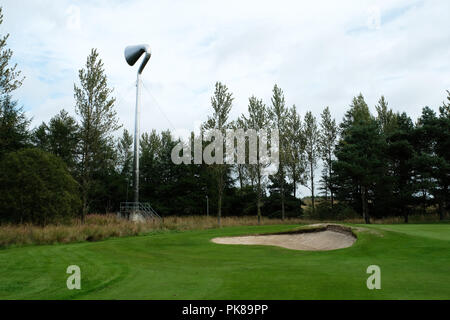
[133,72,141,205]
[125,44,150,210]
[206,195,209,217]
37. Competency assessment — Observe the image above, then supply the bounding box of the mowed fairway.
[0,224,449,299]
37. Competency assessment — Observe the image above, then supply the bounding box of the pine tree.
[33,110,79,171]
[386,112,415,222]
[413,100,450,220]
[376,96,396,134]
[436,90,450,218]
[340,93,371,134]
[334,95,386,224]
[0,95,30,157]
[373,96,397,218]
[32,122,49,151]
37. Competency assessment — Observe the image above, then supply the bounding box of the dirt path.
[212,228,356,251]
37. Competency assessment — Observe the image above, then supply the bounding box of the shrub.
[0,214,309,248]
[304,201,359,221]
[263,194,304,218]
[0,148,81,225]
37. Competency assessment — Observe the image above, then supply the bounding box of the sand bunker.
[211,225,356,251]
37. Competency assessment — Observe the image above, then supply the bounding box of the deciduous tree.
[304,111,320,213]
[268,84,289,219]
[74,49,121,221]
[202,82,233,226]
[319,106,338,208]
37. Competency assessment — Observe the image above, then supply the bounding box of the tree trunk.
[293,173,297,199]
[257,195,261,225]
[217,193,222,227]
[217,165,224,227]
[329,152,334,209]
[444,185,449,220]
[81,180,88,223]
[361,185,370,224]
[81,149,89,223]
[280,165,285,220]
[310,162,315,213]
[257,169,262,225]
[422,189,427,214]
[330,190,334,209]
[438,200,443,221]
[238,165,243,190]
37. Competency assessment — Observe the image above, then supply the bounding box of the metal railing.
[120,202,162,221]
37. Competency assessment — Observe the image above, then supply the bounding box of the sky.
[1,0,450,195]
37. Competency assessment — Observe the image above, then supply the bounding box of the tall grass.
[0,213,446,248]
[0,214,305,248]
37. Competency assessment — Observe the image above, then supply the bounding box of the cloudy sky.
[2,0,449,136]
[2,0,449,197]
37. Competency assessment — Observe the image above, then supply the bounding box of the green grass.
[0,223,449,299]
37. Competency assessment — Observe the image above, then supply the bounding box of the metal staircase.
[120,202,162,221]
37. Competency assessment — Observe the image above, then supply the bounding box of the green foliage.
[266,172,303,218]
[32,110,79,171]
[0,95,30,158]
[205,82,233,130]
[385,112,415,221]
[202,82,234,223]
[413,104,450,220]
[285,105,306,199]
[0,9,29,158]
[0,148,81,225]
[241,96,271,222]
[139,130,211,216]
[331,92,450,223]
[268,84,289,219]
[0,9,448,225]
[319,106,338,204]
[0,7,24,96]
[304,201,358,220]
[117,128,133,176]
[74,48,121,218]
[340,93,372,133]
[376,96,396,134]
[264,193,303,218]
[303,111,320,212]
[333,95,387,223]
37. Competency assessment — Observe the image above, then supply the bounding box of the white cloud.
[2,0,449,195]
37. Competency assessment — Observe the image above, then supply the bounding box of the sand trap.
[211,225,356,251]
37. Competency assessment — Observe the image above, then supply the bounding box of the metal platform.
[120,202,162,221]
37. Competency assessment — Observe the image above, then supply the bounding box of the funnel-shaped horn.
[124,44,151,74]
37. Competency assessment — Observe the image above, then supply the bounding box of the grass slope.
[0,224,449,299]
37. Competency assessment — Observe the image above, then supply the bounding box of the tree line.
[0,7,448,225]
